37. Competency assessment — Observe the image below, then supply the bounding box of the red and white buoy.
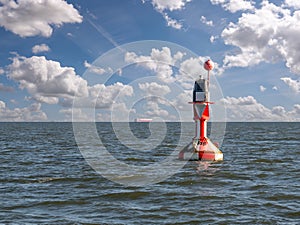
[179,59,223,161]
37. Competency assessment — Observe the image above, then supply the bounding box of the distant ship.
[134,118,153,122]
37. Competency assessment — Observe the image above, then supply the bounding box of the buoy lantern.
[204,59,214,71]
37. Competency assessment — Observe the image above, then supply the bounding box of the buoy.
[179,59,223,161]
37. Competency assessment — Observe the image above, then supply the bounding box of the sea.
[0,122,299,224]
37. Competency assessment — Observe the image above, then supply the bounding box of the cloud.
[285,0,300,9]
[280,77,300,93]
[32,44,50,54]
[210,0,255,13]
[70,92,135,122]
[220,96,273,121]
[176,57,205,89]
[260,85,266,92]
[151,0,191,11]
[66,82,133,110]
[272,105,286,117]
[125,46,222,88]
[0,100,5,109]
[84,60,113,75]
[0,68,4,75]
[145,101,169,118]
[0,0,82,37]
[220,95,300,121]
[59,108,75,120]
[89,83,134,109]
[179,57,204,77]
[144,0,191,29]
[6,55,134,111]
[210,36,218,43]
[221,1,300,74]
[272,86,278,91]
[221,95,257,105]
[292,104,300,115]
[200,16,214,26]
[96,112,111,122]
[0,100,47,121]
[162,12,182,29]
[138,82,171,96]
[0,83,14,92]
[7,55,88,104]
[60,108,92,122]
[125,47,183,82]
[111,102,136,122]
[172,91,191,111]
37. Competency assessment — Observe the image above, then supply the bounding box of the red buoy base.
[178,138,223,161]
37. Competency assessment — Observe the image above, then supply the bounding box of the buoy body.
[179,60,223,161]
[178,138,223,161]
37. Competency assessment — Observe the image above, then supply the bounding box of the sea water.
[0,122,299,224]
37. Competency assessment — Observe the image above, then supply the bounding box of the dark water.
[0,122,299,224]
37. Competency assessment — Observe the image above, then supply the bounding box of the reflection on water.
[195,161,221,175]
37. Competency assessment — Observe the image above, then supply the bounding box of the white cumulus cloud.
[138,82,171,96]
[60,108,91,122]
[272,105,286,117]
[67,82,133,110]
[32,44,50,54]
[111,102,136,122]
[125,47,183,82]
[125,47,222,88]
[0,100,47,121]
[221,1,300,74]
[220,95,300,121]
[210,0,254,13]
[7,55,89,104]
[220,96,273,121]
[280,77,300,93]
[89,83,133,109]
[151,0,191,11]
[172,91,191,111]
[7,55,134,110]
[145,101,169,118]
[0,100,5,109]
[0,0,82,37]
[285,0,300,9]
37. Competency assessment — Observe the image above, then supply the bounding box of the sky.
[0,0,300,122]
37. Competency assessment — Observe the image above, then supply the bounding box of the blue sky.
[0,0,300,121]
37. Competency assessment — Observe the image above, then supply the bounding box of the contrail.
[87,18,125,52]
